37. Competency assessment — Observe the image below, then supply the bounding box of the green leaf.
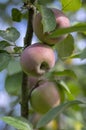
[70,53,80,59]
[12,8,22,22]
[0,27,20,42]
[1,116,33,130]
[66,81,82,99]
[59,80,71,94]
[36,100,83,128]
[0,40,11,50]
[50,23,86,38]
[14,46,23,53]
[52,69,77,79]
[5,72,22,96]
[80,48,86,60]
[61,0,81,11]
[40,6,56,33]
[37,0,54,5]
[0,52,11,71]
[7,59,22,75]
[56,34,74,59]
[57,80,75,100]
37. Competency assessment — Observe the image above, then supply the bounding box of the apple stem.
[21,0,35,119]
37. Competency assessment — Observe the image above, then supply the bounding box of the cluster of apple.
[20,8,70,114]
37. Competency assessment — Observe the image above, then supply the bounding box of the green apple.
[30,81,61,114]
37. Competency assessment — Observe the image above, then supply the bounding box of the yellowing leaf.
[61,0,81,11]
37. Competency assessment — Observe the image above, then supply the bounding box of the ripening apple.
[20,43,55,76]
[33,8,70,45]
[30,81,61,114]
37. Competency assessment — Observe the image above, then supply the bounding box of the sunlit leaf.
[0,27,20,42]
[37,100,83,128]
[61,0,81,11]
[1,116,33,130]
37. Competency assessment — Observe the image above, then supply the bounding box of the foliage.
[1,116,33,130]
[0,0,86,130]
[36,100,83,128]
[39,6,56,33]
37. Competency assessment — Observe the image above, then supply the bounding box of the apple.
[20,43,55,76]
[30,81,61,114]
[33,8,70,45]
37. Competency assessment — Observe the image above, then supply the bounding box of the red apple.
[20,43,55,76]
[33,8,70,45]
